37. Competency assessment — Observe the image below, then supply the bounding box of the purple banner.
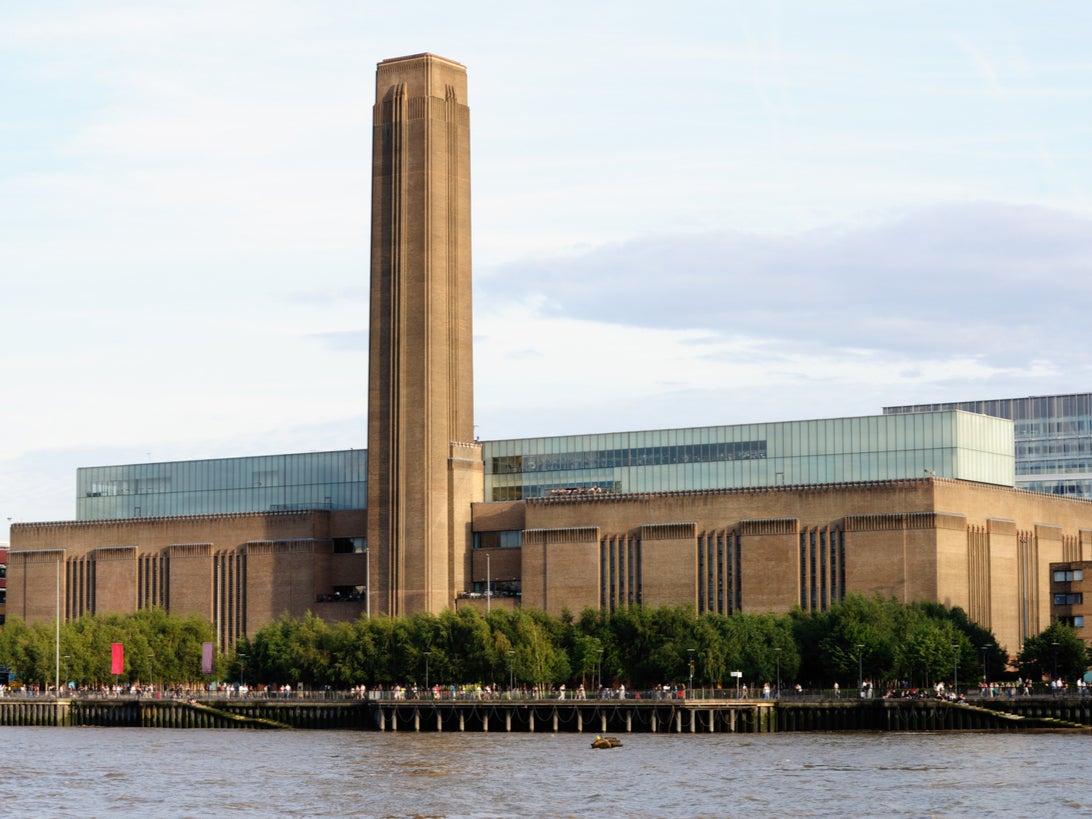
[202,642,214,675]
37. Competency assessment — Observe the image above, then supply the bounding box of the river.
[0,728,1087,817]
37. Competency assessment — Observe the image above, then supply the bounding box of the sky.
[3,1,1092,538]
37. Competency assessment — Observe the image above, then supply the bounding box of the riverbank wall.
[0,696,1089,732]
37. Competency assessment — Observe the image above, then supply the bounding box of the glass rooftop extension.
[481,411,1014,501]
[77,450,367,520]
[74,411,1014,519]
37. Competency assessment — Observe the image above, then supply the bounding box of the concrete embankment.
[0,697,1088,732]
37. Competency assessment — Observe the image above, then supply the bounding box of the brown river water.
[0,727,1088,817]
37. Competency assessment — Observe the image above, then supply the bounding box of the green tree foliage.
[0,609,218,688]
[8,598,1078,693]
[1016,621,1090,683]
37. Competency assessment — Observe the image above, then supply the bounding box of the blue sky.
[3,1,1092,536]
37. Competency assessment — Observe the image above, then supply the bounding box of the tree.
[1016,621,1089,684]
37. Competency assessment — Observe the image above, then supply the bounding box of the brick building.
[9,53,1092,655]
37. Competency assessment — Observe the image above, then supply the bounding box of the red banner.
[111,643,124,676]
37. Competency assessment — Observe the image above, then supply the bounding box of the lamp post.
[55,558,61,697]
[486,553,491,614]
[1052,641,1060,695]
[597,648,604,694]
[364,544,370,619]
[687,648,695,699]
[951,644,958,698]
[147,652,154,694]
[856,644,864,698]
[981,644,990,695]
[774,647,782,700]
[508,650,515,695]
[424,651,431,692]
[238,653,247,687]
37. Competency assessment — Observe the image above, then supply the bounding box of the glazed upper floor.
[74,410,1012,519]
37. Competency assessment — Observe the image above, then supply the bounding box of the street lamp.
[596,648,604,694]
[508,650,515,695]
[687,648,695,699]
[856,644,864,698]
[1052,641,1060,695]
[981,644,990,694]
[424,651,431,692]
[238,653,247,687]
[774,647,782,700]
[951,644,958,698]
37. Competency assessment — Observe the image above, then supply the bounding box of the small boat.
[591,735,623,749]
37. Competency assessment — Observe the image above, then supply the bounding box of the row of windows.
[473,531,522,549]
[78,451,367,498]
[1053,569,1085,582]
[1019,459,1092,475]
[488,441,768,475]
[1053,593,1084,605]
[486,447,1004,499]
[77,484,366,520]
[1018,441,1092,458]
[1016,421,1092,436]
[487,412,1009,465]
[1020,480,1092,496]
[886,394,1092,423]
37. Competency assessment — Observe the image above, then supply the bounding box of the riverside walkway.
[0,694,1090,732]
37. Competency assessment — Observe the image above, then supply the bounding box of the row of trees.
[0,608,222,688]
[1,596,1088,691]
[239,597,1089,691]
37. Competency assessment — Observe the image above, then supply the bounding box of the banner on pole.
[202,642,214,675]
[111,643,124,676]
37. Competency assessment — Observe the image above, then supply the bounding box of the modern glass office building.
[482,411,1014,501]
[885,393,1092,498]
[77,450,367,520]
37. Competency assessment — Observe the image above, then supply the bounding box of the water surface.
[1,728,1088,817]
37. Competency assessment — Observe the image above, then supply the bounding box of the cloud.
[478,203,1092,363]
[472,203,1092,438]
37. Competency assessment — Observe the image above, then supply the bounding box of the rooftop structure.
[885,393,1092,498]
[483,411,1014,501]
[77,450,366,521]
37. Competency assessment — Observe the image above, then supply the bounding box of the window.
[1053,593,1083,605]
[1053,569,1084,582]
[333,537,366,554]
[474,530,521,549]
